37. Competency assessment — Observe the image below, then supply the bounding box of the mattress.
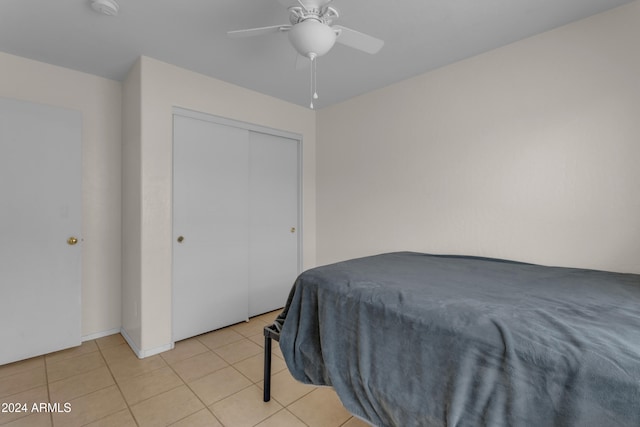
[277,252,640,427]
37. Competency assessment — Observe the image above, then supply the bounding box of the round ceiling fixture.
[288,20,337,59]
[91,0,119,16]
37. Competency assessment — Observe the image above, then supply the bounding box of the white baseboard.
[82,328,121,342]
[120,328,174,359]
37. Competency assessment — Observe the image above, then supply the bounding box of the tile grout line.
[240,320,315,427]
[95,339,141,427]
[43,356,54,427]
[168,315,288,427]
[160,350,226,426]
[242,314,315,427]
[189,330,278,426]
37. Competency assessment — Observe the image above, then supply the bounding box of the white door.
[0,98,82,365]
[173,115,250,342]
[249,132,300,316]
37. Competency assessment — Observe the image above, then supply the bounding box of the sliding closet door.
[173,110,301,341]
[173,115,250,342]
[0,98,82,365]
[249,132,300,316]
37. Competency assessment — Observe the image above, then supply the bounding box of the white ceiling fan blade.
[297,0,311,12]
[227,25,291,38]
[333,25,384,54]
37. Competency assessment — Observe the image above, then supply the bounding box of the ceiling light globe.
[288,20,336,58]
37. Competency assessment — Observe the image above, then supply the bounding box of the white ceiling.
[0,0,632,109]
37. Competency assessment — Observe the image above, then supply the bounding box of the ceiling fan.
[228,0,384,108]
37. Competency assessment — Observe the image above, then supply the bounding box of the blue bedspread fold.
[278,252,640,427]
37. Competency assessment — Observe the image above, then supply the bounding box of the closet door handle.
[177,236,185,243]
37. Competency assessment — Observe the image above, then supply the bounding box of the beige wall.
[0,52,123,337]
[121,59,143,348]
[317,2,640,274]
[122,56,316,355]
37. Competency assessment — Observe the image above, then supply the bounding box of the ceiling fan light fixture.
[227,1,383,109]
[288,20,336,58]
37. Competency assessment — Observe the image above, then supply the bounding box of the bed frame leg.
[263,333,272,402]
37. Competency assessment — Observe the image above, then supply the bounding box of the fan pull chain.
[309,54,318,109]
[309,56,315,109]
[313,57,318,100]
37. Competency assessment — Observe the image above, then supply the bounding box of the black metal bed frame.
[262,324,280,402]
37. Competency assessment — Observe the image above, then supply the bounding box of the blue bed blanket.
[278,252,640,427]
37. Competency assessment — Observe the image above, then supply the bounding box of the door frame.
[171,107,303,336]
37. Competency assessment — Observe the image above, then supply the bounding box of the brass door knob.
[290,227,296,233]
[67,237,78,245]
[177,236,184,243]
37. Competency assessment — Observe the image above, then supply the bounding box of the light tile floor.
[0,311,370,427]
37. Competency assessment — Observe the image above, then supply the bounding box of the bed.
[262,252,640,427]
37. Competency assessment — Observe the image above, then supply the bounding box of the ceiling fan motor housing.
[288,19,337,58]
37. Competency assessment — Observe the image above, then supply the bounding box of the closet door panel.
[173,116,249,341]
[249,132,300,316]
